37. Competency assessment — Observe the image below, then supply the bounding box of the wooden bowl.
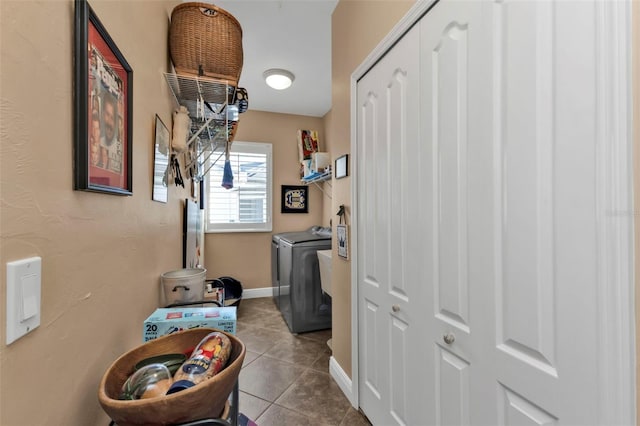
[98,328,245,426]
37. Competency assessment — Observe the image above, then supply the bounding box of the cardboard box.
[143,307,237,342]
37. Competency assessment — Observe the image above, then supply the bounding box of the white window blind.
[205,141,272,233]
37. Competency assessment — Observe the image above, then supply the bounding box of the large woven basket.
[169,2,243,85]
[98,328,245,426]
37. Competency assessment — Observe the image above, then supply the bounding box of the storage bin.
[98,328,245,426]
[161,268,206,306]
[169,2,243,85]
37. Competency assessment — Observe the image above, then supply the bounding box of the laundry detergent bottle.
[166,331,232,394]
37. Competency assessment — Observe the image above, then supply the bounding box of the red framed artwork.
[74,0,133,195]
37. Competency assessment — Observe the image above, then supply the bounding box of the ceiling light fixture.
[263,69,295,90]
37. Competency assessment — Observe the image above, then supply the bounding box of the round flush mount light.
[263,69,295,90]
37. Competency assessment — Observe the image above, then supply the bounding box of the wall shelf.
[301,171,332,198]
[302,171,331,184]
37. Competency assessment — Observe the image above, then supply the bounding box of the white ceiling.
[211,0,338,118]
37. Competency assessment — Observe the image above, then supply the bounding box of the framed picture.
[74,0,133,195]
[281,185,308,213]
[335,154,349,179]
[152,115,170,203]
[337,224,349,259]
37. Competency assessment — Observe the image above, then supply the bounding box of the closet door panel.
[495,0,557,374]
[362,299,381,398]
[490,0,601,423]
[431,17,470,334]
[359,82,388,418]
[357,24,423,426]
[420,0,492,423]
[436,347,471,426]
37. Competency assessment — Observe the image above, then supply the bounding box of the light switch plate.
[6,257,41,344]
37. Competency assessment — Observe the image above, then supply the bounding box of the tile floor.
[235,297,371,426]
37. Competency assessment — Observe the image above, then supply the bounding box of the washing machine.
[271,226,331,333]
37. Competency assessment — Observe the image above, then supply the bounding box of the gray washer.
[272,227,331,333]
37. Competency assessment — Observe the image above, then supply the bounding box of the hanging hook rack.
[336,204,346,224]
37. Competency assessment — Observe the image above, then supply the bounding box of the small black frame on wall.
[281,185,308,213]
[335,154,349,179]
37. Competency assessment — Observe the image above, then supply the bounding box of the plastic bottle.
[166,331,232,394]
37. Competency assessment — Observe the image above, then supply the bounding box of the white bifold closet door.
[357,0,611,425]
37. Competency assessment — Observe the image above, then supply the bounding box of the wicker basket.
[98,328,246,426]
[169,2,243,85]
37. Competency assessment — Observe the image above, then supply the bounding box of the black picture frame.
[281,185,309,213]
[74,0,133,195]
[335,154,349,179]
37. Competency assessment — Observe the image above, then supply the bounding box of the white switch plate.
[6,257,41,344]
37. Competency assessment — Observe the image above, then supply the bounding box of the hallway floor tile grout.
[235,297,371,426]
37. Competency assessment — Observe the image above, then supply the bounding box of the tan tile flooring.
[235,297,371,426]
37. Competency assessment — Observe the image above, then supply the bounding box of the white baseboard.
[330,355,357,408]
[242,287,273,299]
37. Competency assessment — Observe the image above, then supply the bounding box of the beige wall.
[0,1,188,424]
[327,0,414,378]
[204,110,327,288]
[0,2,331,423]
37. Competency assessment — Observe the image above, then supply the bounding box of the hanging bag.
[172,106,191,153]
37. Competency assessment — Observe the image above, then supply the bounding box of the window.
[205,141,272,233]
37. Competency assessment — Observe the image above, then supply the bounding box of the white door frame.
[346,0,635,424]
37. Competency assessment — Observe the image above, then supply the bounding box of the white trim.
[350,0,439,413]
[329,356,357,407]
[241,287,273,299]
[352,0,438,82]
[349,52,359,412]
[594,1,636,424]
[349,0,635,422]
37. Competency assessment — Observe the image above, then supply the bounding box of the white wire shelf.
[164,72,240,181]
[301,171,332,198]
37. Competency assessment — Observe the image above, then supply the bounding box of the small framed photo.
[337,224,349,259]
[74,0,133,195]
[335,154,349,179]
[281,185,308,213]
